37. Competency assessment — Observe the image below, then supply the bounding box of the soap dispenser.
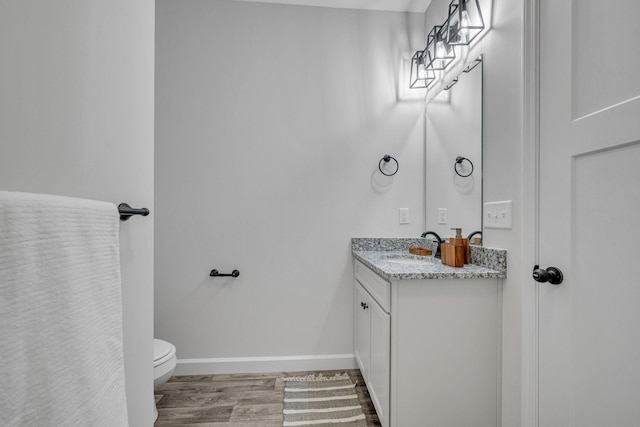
[441,228,468,267]
[449,227,470,264]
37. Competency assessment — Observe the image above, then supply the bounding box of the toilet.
[153,338,177,420]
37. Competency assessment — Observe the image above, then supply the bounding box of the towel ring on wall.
[379,155,399,176]
[454,156,474,177]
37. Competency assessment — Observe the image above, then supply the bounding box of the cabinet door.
[392,279,499,427]
[368,296,390,427]
[354,283,370,381]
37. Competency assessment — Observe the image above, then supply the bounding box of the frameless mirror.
[425,56,483,243]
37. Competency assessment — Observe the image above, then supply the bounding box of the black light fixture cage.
[410,50,435,88]
[446,0,485,46]
[424,25,456,72]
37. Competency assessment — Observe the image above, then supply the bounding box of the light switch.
[484,200,512,229]
[438,208,448,224]
[399,208,409,225]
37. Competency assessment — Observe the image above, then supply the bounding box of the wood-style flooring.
[154,369,381,426]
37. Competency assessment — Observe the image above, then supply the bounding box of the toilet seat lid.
[154,339,175,366]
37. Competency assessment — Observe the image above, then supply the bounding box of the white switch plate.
[484,200,513,229]
[399,208,409,225]
[438,208,448,224]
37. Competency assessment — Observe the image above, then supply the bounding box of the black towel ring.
[379,155,399,177]
[454,156,474,178]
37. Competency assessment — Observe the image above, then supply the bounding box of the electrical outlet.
[438,208,448,224]
[484,200,512,229]
[399,208,409,225]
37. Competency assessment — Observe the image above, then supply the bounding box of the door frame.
[521,0,540,425]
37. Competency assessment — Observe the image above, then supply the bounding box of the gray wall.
[155,0,425,368]
[424,1,525,426]
[0,1,155,425]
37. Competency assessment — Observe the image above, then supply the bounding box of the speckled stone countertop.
[352,238,507,280]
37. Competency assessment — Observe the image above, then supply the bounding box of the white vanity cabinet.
[353,259,500,427]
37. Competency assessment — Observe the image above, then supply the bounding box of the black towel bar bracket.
[118,203,150,221]
[210,269,240,278]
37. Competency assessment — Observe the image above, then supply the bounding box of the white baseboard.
[175,353,357,375]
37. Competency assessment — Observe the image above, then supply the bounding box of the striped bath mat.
[282,373,367,426]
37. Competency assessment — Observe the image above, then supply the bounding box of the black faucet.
[467,230,482,243]
[420,231,443,258]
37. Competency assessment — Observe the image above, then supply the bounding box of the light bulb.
[435,40,447,69]
[435,40,446,58]
[459,10,471,36]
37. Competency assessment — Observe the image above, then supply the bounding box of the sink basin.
[384,257,435,266]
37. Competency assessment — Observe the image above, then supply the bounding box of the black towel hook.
[454,156,474,178]
[379,155,399,176]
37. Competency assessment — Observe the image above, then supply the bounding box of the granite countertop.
[352,238,507,281]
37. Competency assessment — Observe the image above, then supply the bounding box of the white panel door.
[538,0,640,426]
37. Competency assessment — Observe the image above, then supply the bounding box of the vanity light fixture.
[410,50,435,88]
[408,0,484,89]
[446,0,484,46]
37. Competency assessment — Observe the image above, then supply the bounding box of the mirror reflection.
[425,56,483,244]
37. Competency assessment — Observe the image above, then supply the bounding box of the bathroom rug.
[282,373,367,426]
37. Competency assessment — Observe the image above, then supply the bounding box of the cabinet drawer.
[354,260,390,313]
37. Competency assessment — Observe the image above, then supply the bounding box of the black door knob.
[532,265,563,285]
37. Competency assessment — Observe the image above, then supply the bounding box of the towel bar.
[210,269,240,278]
[118,203,149,221]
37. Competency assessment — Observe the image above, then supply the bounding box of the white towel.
[0,191,129,426]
